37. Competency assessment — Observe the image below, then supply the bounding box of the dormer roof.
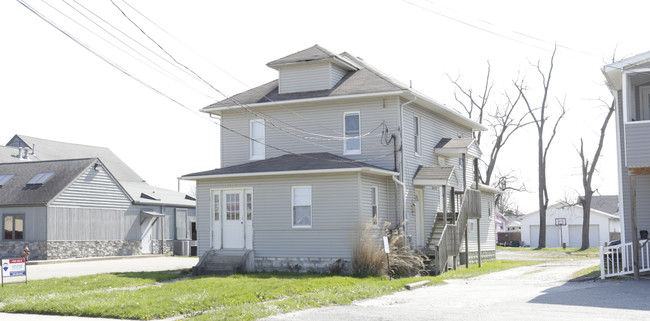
[266,44,358,71]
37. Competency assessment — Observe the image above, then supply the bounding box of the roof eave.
[403,91,487,131]
[181,167,398,180]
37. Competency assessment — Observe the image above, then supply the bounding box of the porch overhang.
[413,165,455,186]
[434,138,480,158]
[140,210,165,217]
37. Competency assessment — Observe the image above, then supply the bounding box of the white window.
[344,112,360,154]
[414,116,421,156]
[371,186,378,225]
[213,192,220,221]
[250,119,265,160]
[292,186,312,227]
[246,192,253,221]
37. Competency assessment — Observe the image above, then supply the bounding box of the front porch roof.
[413,165,455,186]
[181,152,398,180]
[434,138,480,158]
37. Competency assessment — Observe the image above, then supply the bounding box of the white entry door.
[141,217,155,254]
[222,191,245,249]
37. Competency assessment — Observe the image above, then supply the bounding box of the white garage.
[520,201,619,248]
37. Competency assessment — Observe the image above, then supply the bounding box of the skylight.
[27,172,54,185]
[0,174,14,186]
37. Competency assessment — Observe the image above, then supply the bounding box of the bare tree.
[449,62,533,187]
[514,46,566,248]
[578,99,615,250]
[494,169,527,215]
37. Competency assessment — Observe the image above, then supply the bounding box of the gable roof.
[267,44,357,70]
[413,165,456,186]
[120,181,195,207]
[4,135,142,182]
[0,158,97,206]
[182,152,397,179]
[435,138,480,158]
[580,195,619,216]
[522,202,619,220]
[202,46,486,131]
[602,50,650,91]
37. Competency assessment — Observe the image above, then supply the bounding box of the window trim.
[249,119,265,160]
[291,186,312,228]
[212,190,220,221]
[414,115,421,156]
[343,111,361,155]
[371,186,378,225]
[3,214,25,241]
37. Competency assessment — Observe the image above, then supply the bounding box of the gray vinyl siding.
[360,175,395,227]
[0,206,46,241]
[50,166,131,210]
[624,122,650,167]
[330,64,347,88]
[278,63,331,94]
[195,172,368,259]
[220,96,400,170]
[401,100,474,247]
[46,206,140,240]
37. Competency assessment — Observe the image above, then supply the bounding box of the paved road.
[264,255,650,321]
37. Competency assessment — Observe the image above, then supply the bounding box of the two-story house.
[601,51,650,278]
[183,45,497,274]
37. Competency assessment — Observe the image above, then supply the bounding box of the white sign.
[383,236,390,254]
[2,258,26,277]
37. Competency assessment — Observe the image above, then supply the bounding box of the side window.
[213,192,220,221]
[414,115,421,155]
[371,186,378,225]
[246,192,253,221]
[3,214,24,240]
[250,119,265,160]
[292,186,312,227]
[344,112,360,154]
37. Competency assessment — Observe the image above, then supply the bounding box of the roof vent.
[140,192,160,201]
[185,195,196,201]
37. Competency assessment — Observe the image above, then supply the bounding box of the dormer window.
[0,174,14,187]
[344,112,360,154]
[27,172,53,185]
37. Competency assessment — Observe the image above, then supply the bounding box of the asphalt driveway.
[263,252,650,321]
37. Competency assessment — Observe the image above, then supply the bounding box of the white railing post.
[600,246,605,280]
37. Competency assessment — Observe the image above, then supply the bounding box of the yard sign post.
[1,258,27,287]
[555,218,567,248]
[383,236,391,281]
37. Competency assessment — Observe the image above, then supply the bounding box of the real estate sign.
[2,258,26,286]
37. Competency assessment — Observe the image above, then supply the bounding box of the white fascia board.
[403,91,487,131]
[434,148,480,159]
[201,91,405,113]
[181,167,398,180]
[477,184,502,195]
[413,178,448,186]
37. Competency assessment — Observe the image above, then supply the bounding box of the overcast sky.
[1,0,648,213]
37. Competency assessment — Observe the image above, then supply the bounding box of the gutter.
[395,95,417,233]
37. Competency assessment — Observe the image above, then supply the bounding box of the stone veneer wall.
[460,250,497,265]
[151,240,174,256]
[46,240,142,260]
[255,257,350,274]
[0,241,47,260]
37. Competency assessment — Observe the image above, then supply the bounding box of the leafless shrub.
[351,223,386,276]
[386,223,426,277]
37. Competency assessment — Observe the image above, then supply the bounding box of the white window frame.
[371,186,378,225]
[291,186,312,228]
[343,111,361,155]
[414,115,421,156]
[212,190,220,221]
[639,86,650,121]
[249,119,265,160]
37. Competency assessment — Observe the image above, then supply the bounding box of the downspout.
[396,95,417,236]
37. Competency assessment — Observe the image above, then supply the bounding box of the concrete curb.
[25,254,166,266]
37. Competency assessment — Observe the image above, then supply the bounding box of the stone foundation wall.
[460,250,497,265]
[0,241,47,260]
[255,256,349,274]
[152,240,174,255]
[46,240,142,260]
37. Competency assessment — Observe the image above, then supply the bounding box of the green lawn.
[0,260,535,320]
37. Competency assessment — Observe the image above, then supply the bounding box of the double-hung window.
[371,186,378,225]
[344,112,360,154]
[3,214,24,240]
[292,186,312,227]
[250,119,265,160]
[414,115,421,156]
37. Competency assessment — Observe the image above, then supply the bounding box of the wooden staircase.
[424,189,481,275]
[192,249,253,276]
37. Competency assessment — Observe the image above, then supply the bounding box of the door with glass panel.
[222,191,245,249]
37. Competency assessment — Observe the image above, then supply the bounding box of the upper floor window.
[292,186,312,228]
[250,120,265,160]
[344,112,360,154]
[4,214,24,240]
[414,115,421,156]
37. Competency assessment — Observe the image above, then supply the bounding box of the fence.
[600,240,650,279]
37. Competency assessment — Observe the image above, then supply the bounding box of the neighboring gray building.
[602,52,650,277]
[0,135,197,259]
[183,45,497,274]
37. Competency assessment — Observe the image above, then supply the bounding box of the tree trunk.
[581,192,592,250]
[538,130,546,248]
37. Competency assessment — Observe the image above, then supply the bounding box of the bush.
[351,224,386,276]
[386,223,426,277]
